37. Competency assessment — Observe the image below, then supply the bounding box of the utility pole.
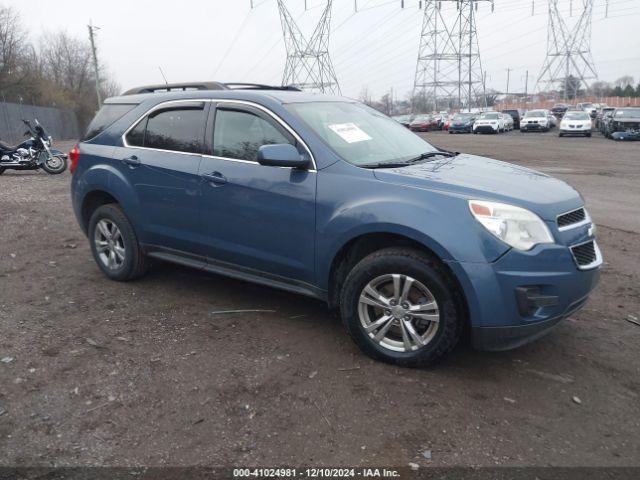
[506,68,512,96]
[535,0,597,99]
[277,0,340,94]
[87,22,102,108]
[524,69,529,104]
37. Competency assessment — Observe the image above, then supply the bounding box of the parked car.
[558,111,592,137]
[547,113,558,128]
[521,109,552,132]
[432,114,445,130]
[392,114,414,129]
[501,113,514,131]
[473,112,505,134]
[69,81,602,366]
[599,109,615,135]
[443,115,455,131]
[576,102,597,119]
[603,107,640,139]
[410,114,438,132]
[595,107,614,130]
[501,109,522,129]
[448,113,476,133]
[551,103,569,118]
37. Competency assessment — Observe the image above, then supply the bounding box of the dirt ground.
[0,132,639,469]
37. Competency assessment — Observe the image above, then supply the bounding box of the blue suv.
[69,82,602,366]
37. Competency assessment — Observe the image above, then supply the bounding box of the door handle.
[201,171,227,186]
[123,155,140,168]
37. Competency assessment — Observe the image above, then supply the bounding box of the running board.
[147,250,327,301]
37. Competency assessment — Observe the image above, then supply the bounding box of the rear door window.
[125,102,206,154]
[212,108,294,162]
[83,103,137,141]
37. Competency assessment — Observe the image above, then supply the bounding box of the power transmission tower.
[87,21,102,108]
[277,0,340,94]
[535,0,597,100]
[413,0,493,113]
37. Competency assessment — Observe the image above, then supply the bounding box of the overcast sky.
[7,0,640,100]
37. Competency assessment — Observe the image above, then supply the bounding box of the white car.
[473,112,505,134]
[577,102,597,118]
[501,113,514,131]
[521,109,552,132]
[558,111,592,137]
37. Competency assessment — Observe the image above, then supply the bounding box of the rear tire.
[88,204,148,281]
[0,167,5,175]
[340,248,463,367]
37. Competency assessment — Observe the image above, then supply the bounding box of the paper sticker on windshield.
[328,123,372,143]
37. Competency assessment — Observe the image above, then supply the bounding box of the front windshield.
[564,112,590,120]
[525,110,546,118]
[479,113,499,120]
[286,101,437,166]
[453,114,473,121]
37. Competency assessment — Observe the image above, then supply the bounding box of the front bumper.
[474,125,498,133]
[521,123,548,131]
[449,125,472,133]
[560,126,591,135]
[446,234,602,351]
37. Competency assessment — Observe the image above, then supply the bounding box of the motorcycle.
[0,119,68,175]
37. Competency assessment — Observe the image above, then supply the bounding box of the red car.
[409,115,438,132]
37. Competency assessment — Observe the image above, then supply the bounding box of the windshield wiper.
[404,150,457,163]
[360,150,457,169]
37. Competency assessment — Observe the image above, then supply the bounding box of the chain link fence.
[0,101,80,144]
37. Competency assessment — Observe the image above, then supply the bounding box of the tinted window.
[126,118,146,147]
[145,106,205,154]
[213,109,293,161]
[84,103,137,141]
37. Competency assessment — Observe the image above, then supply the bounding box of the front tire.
[340,248,463,367]
[40,154,67,174]
[88,204,148,281]
[0,167,5,175]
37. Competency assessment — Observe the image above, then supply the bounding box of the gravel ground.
[0,133,639,468]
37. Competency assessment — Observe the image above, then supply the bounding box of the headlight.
[469,200,554,251]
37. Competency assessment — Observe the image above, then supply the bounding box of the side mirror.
[257,144,309,169]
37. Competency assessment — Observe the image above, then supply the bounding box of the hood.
[372,153,582,221]
[613,116,640,123]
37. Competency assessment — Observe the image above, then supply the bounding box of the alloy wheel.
[94,219,126,270]
[358,274,440,353]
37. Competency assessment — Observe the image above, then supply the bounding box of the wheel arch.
[74,163,141,235]
[325,230,469,328]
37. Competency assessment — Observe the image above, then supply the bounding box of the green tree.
[636,84,640,97]
[612,85,624,97]
[560,75,584,100]
[622,84,635,97]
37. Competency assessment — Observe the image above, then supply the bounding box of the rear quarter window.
[83,103,138,141]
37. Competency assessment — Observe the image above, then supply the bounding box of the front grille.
[571,241,597,267]
[558,207,586,228]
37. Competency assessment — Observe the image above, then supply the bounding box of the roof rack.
[223,83,301,92]
[122,81,301,96]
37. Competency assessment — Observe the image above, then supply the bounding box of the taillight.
[69,145,80,174]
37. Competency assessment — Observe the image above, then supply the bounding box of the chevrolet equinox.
[69,82,602,366]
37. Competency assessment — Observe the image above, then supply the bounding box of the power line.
[278,0,341,93]
[413,0,494,112]
[536,0,598,99]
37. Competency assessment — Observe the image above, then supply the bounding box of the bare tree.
[0,6,29,94]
